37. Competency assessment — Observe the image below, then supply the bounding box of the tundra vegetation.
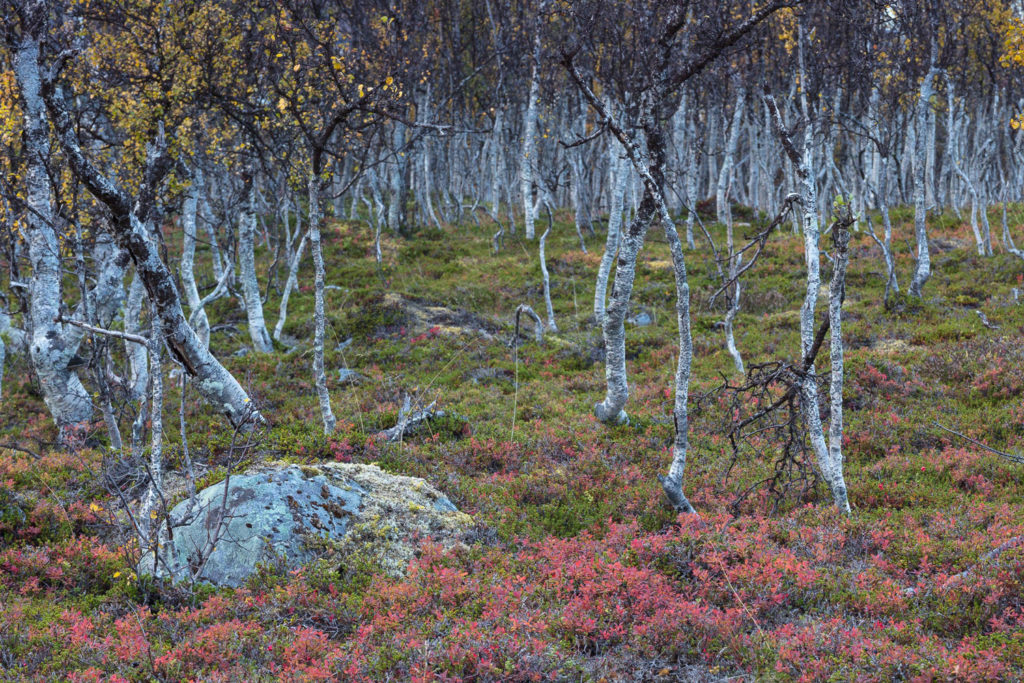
[0,0,1023,679]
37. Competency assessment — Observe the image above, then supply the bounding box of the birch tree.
[765,83,851,513]
[560,0,793,512]
[907,39,940,299]
[11,21,93,438]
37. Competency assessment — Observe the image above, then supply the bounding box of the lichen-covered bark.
[765,81,851,513]
[594,191,656,425]
[13,31,92,435]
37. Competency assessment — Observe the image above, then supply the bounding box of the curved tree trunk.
[273,229,309,342]
[45,81,262,430]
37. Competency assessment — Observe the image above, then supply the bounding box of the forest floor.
[1,203,1023,681]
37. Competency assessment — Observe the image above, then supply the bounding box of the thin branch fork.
[56,315,148,346]
[707,193,801,304]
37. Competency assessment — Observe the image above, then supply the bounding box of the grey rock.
[335,337,353,352]
[142,462,471,586]
[232,347,250,357]
[337,368,364,385]
[466,367,513,384]
[629,311,654,327]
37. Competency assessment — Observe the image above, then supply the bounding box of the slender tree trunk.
[490,109,505,223]
[594,192,656,425]
[866,155,899,301]
[138,323,164,542]
[908,46,939,299]
[124,273,149,400]
[685,130,699,249]
[273,229,309,342]
[388,121,409,233]
[595,140,626,325]
[181,168,210,349]
[239,172,274,352]
[539,222,557,333]
[520,30,541,240]
[308,175,336,434]
[766,78,850,513]
[716,81,746,225]
[826,212,852,513]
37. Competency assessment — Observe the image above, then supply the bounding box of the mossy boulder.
[142,462,471,586]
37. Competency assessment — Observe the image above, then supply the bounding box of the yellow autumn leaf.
[113,571,121,578]
[89,503,103,513]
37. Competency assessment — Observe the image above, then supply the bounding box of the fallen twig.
[378,394,446,442]
[931,420,1024,464]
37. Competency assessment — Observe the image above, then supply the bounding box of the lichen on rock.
[141,461,471,586]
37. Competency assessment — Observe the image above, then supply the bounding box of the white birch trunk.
[520,31,541,240]
[595,142,626,325]
[125,273,149,400]
[908,47,939,299]
[826,214,852,513]
[138,323,164,542]
[308,175,336,434]
[490,109,505,223]
[539,224,557,333]
[273,229,309,342]
[239,175,274,352]
[766,78,850,513]
[181,168,210,349]
[13,31,93,436]
[716,82,746,225]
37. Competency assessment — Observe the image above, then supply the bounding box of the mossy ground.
[1,203,1022,680]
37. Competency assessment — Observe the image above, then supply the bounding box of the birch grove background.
[1,0,1024,679]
